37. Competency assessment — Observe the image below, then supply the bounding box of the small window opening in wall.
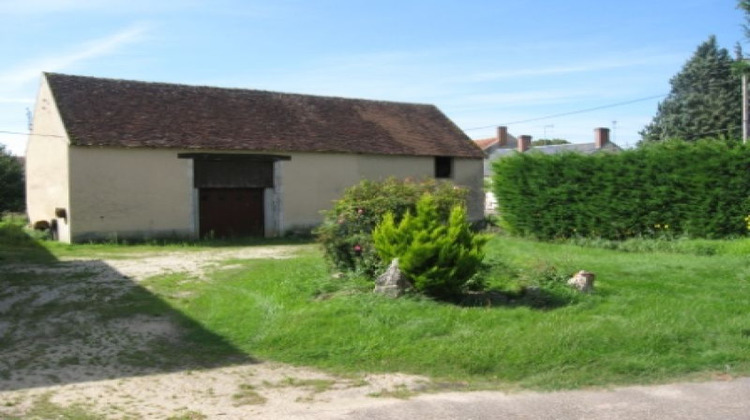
[435,156,453,179]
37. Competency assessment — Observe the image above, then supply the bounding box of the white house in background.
[475,126,622,214]
[26,73,485,243]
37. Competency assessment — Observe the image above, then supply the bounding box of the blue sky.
[0,0,743,155]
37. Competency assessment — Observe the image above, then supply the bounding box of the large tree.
[640,36,741,143]
[740,1,750,39]
[738,1,750,74]
[0,145,24,213]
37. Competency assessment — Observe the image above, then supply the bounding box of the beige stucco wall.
[279,153,358,229]
[67,147,195,242]
[32,141,482,242]
[25,77,73,242]
[280,153,484,230]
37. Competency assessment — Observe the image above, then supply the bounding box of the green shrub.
[0,145,24,213]
[0,213,31,245]
[372,194,488,299]
[315,177,468,277]
[465,257,581,308]
[492,140,750,240]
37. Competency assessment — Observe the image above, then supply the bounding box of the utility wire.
[462,94,668,131]
[0,130,63,138]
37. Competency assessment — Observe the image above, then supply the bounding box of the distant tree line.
[0,145,24,213]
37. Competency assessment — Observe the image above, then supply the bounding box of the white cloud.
[0,0,284,17]
[227,50,455,102]
[0,0,108,14]
[0,22,151,155]
[451,89,606,108]
[0,0,185,14]
[464,53,683,83]
[228,46,679,109]
[0,22,150,86]
[0,97,34,104]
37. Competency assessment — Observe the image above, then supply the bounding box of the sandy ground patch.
[62,244,310,281]
[0,244,431,419]
[2,365,430,419]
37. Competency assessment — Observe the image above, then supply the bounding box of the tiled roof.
[473,134,518,152]
[487,142,621,158]
[46,73,484,158]
[482,141,622,176]
[528,142,621,155]
[530,143,599,155]
[474,137,498,151]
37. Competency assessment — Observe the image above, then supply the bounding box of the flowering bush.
[315,177,469,278]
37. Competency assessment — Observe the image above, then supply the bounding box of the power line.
[462,94,668,131]
[0,130,64,138]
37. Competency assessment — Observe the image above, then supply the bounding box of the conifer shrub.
[315,178,468,277]
[372,194,489,299]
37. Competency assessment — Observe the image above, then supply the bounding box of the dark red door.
[199,188,264,238]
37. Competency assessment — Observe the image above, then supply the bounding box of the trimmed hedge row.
[492,140,750,239]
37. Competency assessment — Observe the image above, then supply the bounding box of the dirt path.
[0,245,430,419]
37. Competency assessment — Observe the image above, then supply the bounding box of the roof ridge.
[44,72,438,108]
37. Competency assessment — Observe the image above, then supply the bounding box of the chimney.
[497,126,508,147]
[518,135,531,152]
[594,127,610,149]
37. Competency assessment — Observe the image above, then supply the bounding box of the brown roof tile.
[474,137,497,151]
[46,73,483,158]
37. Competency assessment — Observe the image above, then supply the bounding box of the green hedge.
[492,140,750,239]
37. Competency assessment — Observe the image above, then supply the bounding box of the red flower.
[353,244,362,252]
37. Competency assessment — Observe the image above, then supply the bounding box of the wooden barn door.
[193,157,273,239]
[179,153,290,239]
[199,188,264,238]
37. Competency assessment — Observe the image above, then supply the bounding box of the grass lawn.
[2,217,750,391]
[145,235,750,390]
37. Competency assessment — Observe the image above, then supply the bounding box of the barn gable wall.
[25,77,73,243]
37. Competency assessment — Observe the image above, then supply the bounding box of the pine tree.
[640,36,741,143]
[740,1,750,39]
